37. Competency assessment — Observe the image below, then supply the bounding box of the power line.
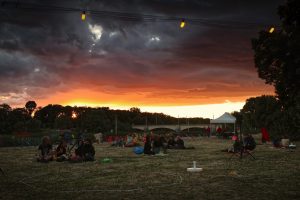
[0,1,278,29]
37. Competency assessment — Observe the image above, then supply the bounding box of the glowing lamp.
[180,19,185,28]
[269,27,275,33]
[81,11,86,21]
[71,112,77,119]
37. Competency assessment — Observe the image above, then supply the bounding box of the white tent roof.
[210,112,236,124]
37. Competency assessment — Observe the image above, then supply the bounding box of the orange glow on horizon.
[29,84,274,118]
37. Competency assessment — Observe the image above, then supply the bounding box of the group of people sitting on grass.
[37,136,95,163]
[272,135,296,149]
[111,133,141,147]
[143,132,193,155]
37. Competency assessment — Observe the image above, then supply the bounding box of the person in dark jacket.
[55,140,68,162]
[144,135,154,155]
[160,134,168,154]
[82,138,95,161]
[243,134,256,151]
[175,136,185,149]
[167,136,176,149]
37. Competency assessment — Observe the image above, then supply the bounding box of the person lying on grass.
[37,136,54,162]
[70,138,95,162]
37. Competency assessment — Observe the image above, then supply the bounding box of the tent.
[210,112,236,133]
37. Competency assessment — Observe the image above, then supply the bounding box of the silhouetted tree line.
[232,95,299,139]
[0,102,210,135]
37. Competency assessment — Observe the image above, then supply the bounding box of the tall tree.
[241,96,281,136]
[252,0,300,138]
[25,101,37,117]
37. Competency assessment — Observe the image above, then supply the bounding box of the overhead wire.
[0,0,278,30]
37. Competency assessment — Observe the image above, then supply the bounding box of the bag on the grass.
[133,146,144,154]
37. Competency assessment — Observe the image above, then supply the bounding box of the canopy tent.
[210,112,236,134]
[210,112,236,124]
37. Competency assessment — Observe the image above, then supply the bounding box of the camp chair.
[230,145,255,160]
[230,141,256,160]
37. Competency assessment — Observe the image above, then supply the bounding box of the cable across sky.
[1,0,278,30]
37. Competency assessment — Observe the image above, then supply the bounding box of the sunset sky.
[0,0,281,118]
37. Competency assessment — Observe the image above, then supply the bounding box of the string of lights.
[1,0,277,32]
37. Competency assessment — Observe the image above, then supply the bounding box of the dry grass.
[0,137,299,200]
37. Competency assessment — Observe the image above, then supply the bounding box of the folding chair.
[230,146,255,160]
[241,146,255,159]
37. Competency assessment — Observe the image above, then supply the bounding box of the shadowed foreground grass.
[0,137,299,200]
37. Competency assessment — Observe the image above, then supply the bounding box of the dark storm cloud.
[0,0,283,106]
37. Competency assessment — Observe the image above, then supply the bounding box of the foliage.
[0,102,209,137]
[239,96,280,137]
[25,101,37,116]
[251,0,300,139]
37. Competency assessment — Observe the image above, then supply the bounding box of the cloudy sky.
[0,0,283,118]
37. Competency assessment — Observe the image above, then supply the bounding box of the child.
[37,136,53,162]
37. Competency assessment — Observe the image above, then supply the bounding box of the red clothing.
[261,127,270,142]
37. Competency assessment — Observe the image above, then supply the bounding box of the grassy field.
[0,137,299,200]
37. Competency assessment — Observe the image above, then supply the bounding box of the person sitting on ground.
[273,137,282,148]
[70,140,84,162]
[175,136,185,149]
[167,135,176,149]
[159,134,168,154]
[56,140,68,162]
[70,138,95,162]
[111,136,124,147]
[37,136,54,162]
[232,137,242,153]
[243,134,256,151]
[125,134,135,147]
[144,135,154,155]
[224,135,242,153]
[81,138,95,161]
[132,133,139,146]
[281,135,290,148]
[152,134,162,154]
